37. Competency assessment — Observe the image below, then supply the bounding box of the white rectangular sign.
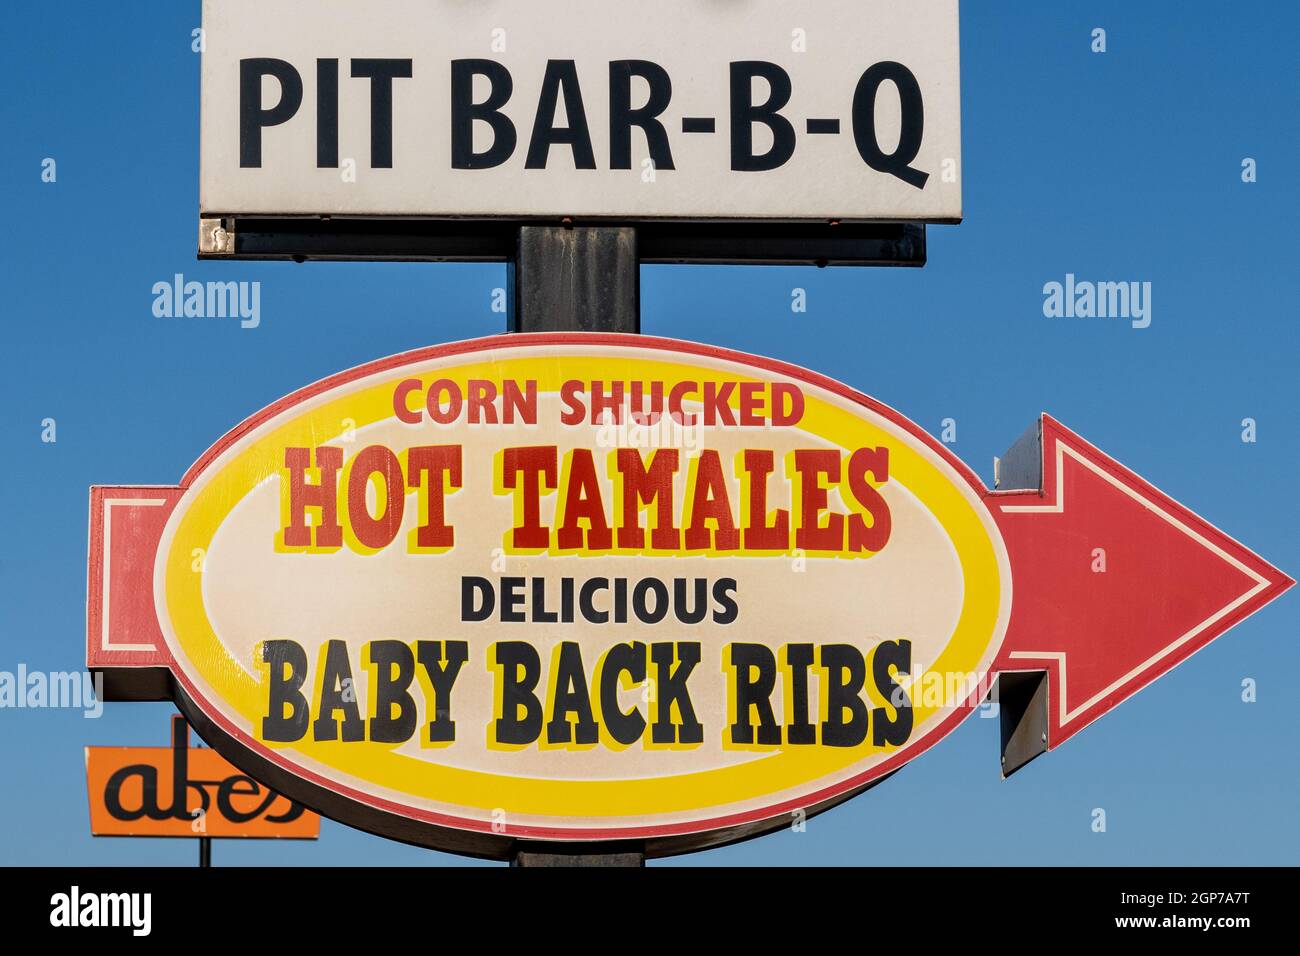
[200,0,961,222]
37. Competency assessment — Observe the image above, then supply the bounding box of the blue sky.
[1,1,1297,866]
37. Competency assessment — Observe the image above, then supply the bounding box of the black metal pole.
[510,842,645,868]
[199,837,212,868]
[505,224,645,866]
[509,225,639,334]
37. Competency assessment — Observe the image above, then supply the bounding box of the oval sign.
[155,334,1011,855]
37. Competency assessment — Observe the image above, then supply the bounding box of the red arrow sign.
[82,336,1292,854]
[990,415,1292,747]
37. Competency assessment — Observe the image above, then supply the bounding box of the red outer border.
[160,333,1005,847]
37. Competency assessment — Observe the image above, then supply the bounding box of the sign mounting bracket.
[197,217,926,268]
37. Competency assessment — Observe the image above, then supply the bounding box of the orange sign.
[86,716,319,839]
